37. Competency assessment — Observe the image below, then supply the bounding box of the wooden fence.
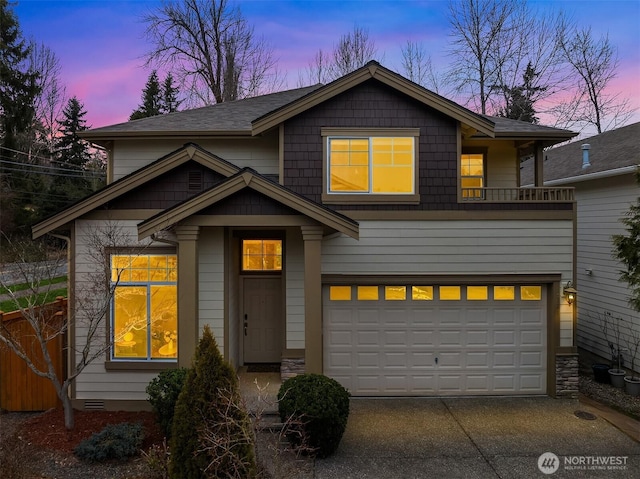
[0,297,67,411]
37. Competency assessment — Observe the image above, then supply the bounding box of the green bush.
[277,373,350,458]
[146,367,189,438]
[169,325,256,479]
[74,422,144,462]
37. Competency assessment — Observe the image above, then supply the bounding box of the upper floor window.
[111,254,177,361]
[321,128,420,204]
[461,153,485,199]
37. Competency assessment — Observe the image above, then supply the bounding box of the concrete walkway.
[238,372,640,478]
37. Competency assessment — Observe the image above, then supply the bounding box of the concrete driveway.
[315,397,640,478]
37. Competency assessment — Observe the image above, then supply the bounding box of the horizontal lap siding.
[74,220,159,401]
[199,228,225,355]
[322,220,573,275]
[575,175,640,370]
[112,135,279,180]
[286,229,305,349]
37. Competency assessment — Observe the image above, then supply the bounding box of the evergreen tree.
[0,0,43,234]
[170,326,256,479]
[130,70,181,120]
[130,70,162,120]
[613,172,640,312]
[162,72,180,113]
[496,63,545,124]
[40,97,96,218]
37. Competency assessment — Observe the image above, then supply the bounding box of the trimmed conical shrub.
[169,325,256,479]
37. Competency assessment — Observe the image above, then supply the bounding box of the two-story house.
[33,62,578,411]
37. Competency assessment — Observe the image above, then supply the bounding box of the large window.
[111,254,177,360]
[328,136,414,194]
[461,153,485,198]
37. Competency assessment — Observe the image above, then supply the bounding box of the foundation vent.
[84,400,105,410]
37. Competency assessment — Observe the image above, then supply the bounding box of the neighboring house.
[33,62,579,411]
[522,122,640,373]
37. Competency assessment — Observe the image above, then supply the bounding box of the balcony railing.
[461,187,575,203]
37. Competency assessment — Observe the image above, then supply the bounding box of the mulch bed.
[19,408,164,453]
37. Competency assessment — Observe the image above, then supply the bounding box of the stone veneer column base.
[556,353,579,398]
[281,357,305,381]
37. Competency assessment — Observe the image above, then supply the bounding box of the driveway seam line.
[441,399,503,479]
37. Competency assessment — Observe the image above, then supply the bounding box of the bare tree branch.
[143,0,282,106]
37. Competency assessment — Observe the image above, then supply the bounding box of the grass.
[0,276,67,295]
[0,287,68,313]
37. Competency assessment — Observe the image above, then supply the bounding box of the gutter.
[541,165,638,186]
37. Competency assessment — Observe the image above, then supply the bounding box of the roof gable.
[252,62,496,137]
[32,143,240,239]
[138,169,359,240]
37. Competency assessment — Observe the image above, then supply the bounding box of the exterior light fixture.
[563,281,577,305]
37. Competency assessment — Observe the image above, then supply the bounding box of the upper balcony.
[460,187,575,203]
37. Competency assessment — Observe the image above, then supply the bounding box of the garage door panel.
[493,351,516,367]
[494,330,516,346]
[409,330,435,347]
[357,331,379,346]
[466,351,489,367]
[324,283,547,396]
[440,330,462,345]
[467,330,489,345]
[411,351,435,367]
[520,351,543,367]
[521,330,544,346]
[521,308,544,324]
[494,309,517,324]
[410,308,437,325]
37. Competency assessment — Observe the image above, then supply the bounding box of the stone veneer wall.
[556,353,579,398]
[281,357,305,381]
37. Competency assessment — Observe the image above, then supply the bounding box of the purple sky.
[14,0,640,132]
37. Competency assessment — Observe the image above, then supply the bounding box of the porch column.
[301,225,324,374]
[534,141,544,187]
[176,225,200,368]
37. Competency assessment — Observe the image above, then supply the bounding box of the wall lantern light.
[563,281,577,305]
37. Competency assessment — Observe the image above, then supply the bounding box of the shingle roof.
[81,84,323,138]
[482,115,576,138]
[520,122,640,185]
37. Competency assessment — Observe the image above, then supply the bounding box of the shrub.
[146,367,189,438]
[169,325,256,479]
[277,373,350,458]
[74,422,144,462]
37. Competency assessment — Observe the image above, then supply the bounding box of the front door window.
[241,239,282,271]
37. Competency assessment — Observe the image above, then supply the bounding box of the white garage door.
[323,284,547,396]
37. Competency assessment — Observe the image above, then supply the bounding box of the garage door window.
[494,286,515,300]
[521,286,542,300]
[358,286,379,300]
[329,286,351,300]
[440,286,461,300]
[412,286,434,300]
[385,286,407,300]
[467,286,488,300]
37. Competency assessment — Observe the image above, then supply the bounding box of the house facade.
[34,63,579,411]
[522,123,640,374]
